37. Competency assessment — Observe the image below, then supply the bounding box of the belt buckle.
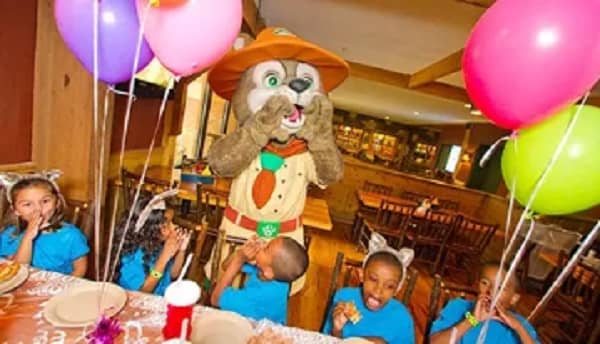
[257,221,281,239]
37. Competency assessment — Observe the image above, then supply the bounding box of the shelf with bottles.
[335,125,364,153]
[410,142,439,167]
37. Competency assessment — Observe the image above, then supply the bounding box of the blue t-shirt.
[219,264,290,324]
[118,247,174,296]
[430,298,539,344]
[0,223,89,275]
[322,287,415,344]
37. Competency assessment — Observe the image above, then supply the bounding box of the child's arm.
[140,234,180,293]
[71,256,87,277]
[494,305,538,344]
[170,230,191,279]
[430,296,490,344]
[210,239,260,307]
[13,213,43,265]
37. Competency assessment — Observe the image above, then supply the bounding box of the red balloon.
[463,0,600,130]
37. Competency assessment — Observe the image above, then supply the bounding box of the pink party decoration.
[463,0,600,130]
[136,0,242,77]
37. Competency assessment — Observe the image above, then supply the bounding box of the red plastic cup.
[162,280,201,340]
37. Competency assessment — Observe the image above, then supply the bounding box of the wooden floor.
[288,222,550,343]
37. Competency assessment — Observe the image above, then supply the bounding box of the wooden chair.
[321,252,419,332]
[441,216,498,284]
[358,200,415,251]
[423,274,478,344]
[533,256,600,344]
[63,199,96,280]
[363,181,393,196]
[120,168,175,208]
[403,211,456,274]
[400,191,429,203]
[351,182,393,242]
[437,198,460,212]
[194,184,227,227]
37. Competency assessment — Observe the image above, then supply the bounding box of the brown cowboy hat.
[208,27,350,100]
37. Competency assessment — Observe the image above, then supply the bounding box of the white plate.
[43,281,127,328]
[0,263,29,295]
[341,338,372,344]
[190,311,253,344]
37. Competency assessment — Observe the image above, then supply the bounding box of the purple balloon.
[54,0,154,85]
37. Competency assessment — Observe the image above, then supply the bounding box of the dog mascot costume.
[207,27,349,292]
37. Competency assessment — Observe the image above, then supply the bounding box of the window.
[445,145,462,173]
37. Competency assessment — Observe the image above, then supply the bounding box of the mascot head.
[208,28,349,144]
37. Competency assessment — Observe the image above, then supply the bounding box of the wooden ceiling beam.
[348,61,470,103]
[242,0,266,37]
[408,48,464,88]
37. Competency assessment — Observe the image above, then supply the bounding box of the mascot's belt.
[224,205,301,239]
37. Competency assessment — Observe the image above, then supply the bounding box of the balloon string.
[476,92,592,344]
[117,1,152,173]
[108,85,138,99]
[528,220,600,321]
[109,76,176,282]
[478,133,513,168]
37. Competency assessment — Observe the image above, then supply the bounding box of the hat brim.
[208,38,350,100]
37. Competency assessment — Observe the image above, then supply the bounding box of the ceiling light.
[413,111,420,116]
[470,109,482,116]
[464,103,472,109]
[384,116,390,120]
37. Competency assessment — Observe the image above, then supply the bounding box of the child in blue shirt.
[0,171,89,276]
[429,262,539,344]
[210,235,309,325]
[322,237,416,344]
[113,195,191,296]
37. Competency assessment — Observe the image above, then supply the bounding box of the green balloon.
[501,105,600,215]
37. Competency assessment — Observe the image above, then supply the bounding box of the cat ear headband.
[363,232,415,292]
[134,189,179,233]
[0,170,62,205]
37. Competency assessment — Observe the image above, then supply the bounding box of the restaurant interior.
[1,0,599,343]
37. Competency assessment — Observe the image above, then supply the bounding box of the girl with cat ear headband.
[363,232,415,292]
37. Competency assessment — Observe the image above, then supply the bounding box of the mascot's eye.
[303,76,314,87]
[264,73,281,88]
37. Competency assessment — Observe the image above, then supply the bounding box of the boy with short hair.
[430,262,539,344]
[210,236,308,324]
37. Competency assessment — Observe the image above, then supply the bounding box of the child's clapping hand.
[239,236,264,262]
[162,229,183,259]
[176,227,191,252]
[24,211,44,240]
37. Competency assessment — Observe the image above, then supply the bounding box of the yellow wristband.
[465,311,479,327]
[150,267,163,279]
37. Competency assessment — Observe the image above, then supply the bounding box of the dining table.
[0,264,340,343]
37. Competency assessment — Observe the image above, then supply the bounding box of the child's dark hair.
[111,197,167,282]
[364,251,404,277]
[271,237,309,282]
[480,260,522,293]
[9,178,66,235]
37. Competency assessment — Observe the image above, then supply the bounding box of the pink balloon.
[463,0,600,130]
[136,0,242,77]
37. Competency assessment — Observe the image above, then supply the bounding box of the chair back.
[447,216,498,254]
[0,186,9,226]
[195,184,227,227]
[374,200,414,232]
[321,252,419,332]
[210,229,248,283]
[64,199,95,280]
[120,168,174,208]
[424,274,478,344]
[400,191,429,203]
[438,198,460,212]
[363,181,392,196]
[409,211,456,244]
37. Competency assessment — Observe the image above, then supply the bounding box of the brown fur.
[207,59,344,185]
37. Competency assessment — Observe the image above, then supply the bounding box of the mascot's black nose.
[289,78,311,93]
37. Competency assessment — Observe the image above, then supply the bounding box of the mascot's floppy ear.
[233,33,254,51]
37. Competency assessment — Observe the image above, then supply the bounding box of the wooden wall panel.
[110,98,169,153]
[0,1,37,165]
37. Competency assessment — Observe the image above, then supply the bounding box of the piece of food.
[0,262,20,282]
[346,302,362,324]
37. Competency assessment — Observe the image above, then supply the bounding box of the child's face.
[159,209,176,241]
[360,260,402,311]
[254,239,279,280]
[13,186,58,225]
[478,265,520,309]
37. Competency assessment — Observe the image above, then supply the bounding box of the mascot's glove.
[245,95,293,147]
[296,95,334,146]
